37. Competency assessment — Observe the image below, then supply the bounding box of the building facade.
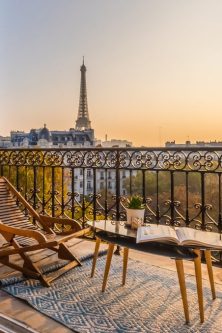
[165,140,222,148]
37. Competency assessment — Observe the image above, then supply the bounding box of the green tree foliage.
[123,170,219,221]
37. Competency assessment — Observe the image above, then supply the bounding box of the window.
[80,181,83,188]
[108,181,112,189]
[100,182,104,189]
[87,181,92,190]
[100,171,104,180]
[87,169,91,177]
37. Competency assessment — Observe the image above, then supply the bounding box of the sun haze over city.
[1,0,222,146]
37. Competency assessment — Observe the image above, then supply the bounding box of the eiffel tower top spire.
[75,58,91,130]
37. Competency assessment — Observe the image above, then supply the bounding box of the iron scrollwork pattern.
[0,147,222,232]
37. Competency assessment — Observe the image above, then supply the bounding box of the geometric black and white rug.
[2,255,222,333]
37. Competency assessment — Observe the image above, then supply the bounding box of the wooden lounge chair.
[0,177,90,287]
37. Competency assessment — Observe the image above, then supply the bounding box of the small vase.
[125,208,145,228]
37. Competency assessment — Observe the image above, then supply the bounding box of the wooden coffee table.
[87,220,216,324]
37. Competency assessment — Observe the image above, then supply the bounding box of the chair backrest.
[0,178,35,227]
[0,177,42,246]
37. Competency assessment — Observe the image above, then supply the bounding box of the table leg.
[175,258,190,324]
[204,249,216,300]
[91,237,101,278]
[102,243,115,292]
[193,249,204,323]
[122,247,129,286]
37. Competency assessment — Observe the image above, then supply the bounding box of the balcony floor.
[0,237,222,333]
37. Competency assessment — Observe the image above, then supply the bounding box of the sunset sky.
[1,0,222,146]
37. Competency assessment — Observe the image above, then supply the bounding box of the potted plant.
[125,195,145,228]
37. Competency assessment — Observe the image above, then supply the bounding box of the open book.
[136,225,222,249]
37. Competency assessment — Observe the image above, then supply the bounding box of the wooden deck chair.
[0,177,90,287]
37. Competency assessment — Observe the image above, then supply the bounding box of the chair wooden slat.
[0,176,86,287]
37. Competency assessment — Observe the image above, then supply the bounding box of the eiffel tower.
[75,57,91,131]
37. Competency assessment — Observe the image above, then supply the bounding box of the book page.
[176,227,222,249]
[136,225,179,244]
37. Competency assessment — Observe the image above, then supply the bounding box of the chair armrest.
[0,222,47,244]
[72,227,91,238]
[39,215,82,235]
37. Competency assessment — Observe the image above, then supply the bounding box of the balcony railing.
[0,147,222,233]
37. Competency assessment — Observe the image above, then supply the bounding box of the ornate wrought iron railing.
[0,147,222,233]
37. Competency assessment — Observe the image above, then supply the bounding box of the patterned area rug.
[1,255,222,333]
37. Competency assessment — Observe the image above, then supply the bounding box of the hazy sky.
[1,0,222,146]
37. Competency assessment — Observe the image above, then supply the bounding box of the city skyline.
[1,0,222,146]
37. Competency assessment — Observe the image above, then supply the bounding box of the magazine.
[136,225,222,249]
